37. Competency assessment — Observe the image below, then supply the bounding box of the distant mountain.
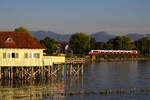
[30,31,116,42]
[30,31,71,41]
[90,32,116,42]
[125,33,146,41]
[30,31,150,42]
[145,34,150,39]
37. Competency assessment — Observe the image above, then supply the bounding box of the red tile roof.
[0,31,45,49]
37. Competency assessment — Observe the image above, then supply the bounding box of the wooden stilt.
[81,64,84,76]
[31,67,34,79]
[4,68,6,79]
[38,67,41,79]
[51,65,53,76]
[70,64,72,77]
[62,64,64,77]
[9,67,11,80]
[43,66,45,80]
[22,67,24,80]
[19,68,21,79]
[0,67,1,80]
[48,66,50,78]
[81,64,84,88]
[77,64,80,76]
[11,67,13,80]
[41,67,43,80]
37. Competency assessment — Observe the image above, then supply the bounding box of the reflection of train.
[89,50,138,55]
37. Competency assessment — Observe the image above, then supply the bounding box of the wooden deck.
[65,58,86,63]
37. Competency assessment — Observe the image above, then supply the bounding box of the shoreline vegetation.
[66,55,150,62]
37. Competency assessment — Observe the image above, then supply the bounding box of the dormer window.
[6,37,14,43]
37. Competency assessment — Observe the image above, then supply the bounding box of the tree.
[106,36,135,50]
[95,42,107,50]
[40,37,59,55]
[89,37,96,50]
[134,37,150,55]
[69,32,90,54]
[14,26,29,33]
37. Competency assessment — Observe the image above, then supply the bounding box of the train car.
[89,50,138,55]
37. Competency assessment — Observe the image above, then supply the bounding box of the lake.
[1,60,150,100]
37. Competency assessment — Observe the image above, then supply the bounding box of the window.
[24,53,40,58]
[6,37,14,43]
[3,53,18,58]
[34,53,40,58]
[12,53,15,58]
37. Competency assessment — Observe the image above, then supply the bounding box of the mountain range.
[30,31,150,42]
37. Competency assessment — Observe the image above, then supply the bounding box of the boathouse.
[0,31,65,67]
[0,31,83,80]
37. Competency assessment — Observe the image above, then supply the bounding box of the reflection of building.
[58,42,71,54]
[0,80,66,100]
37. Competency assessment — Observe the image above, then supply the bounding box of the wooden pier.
[0,60,84,80]
[65,58,86,63]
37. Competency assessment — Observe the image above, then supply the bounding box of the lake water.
[1,60,150,100]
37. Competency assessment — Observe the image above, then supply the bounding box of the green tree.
[14,26,29,33]
[40,37,59,55]
[95,42,107,50]
[134,37,150,55]
[89,37,96,50]
[106,36,135,50]
[69,32,90,54]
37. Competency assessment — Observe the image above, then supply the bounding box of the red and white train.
[89,50,138,55]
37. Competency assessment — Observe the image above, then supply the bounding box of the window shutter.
[37,53,40,58]
[33,53,37,58]
[7,53,11,58]
[3,53,6,58]
[25,53,28,58]
[16,53,19,58]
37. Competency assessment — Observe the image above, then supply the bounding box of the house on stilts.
[0,31,65,80]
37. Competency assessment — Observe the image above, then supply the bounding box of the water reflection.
[1,61,150,100]
[0,76,84,100]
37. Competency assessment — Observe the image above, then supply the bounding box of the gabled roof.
[0,31,45,49]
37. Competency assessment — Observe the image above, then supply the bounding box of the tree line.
[41,32,150,56]
[14,27,150,56]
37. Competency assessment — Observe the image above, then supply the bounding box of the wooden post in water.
[22,67,24,80]
[0,67,1,80]
[38,67,41,78]
[81,64,84,76]
[54,64,56,77]
[41,67,44,80]
[31,67,34,79]
[81,63,84,88]
[77,64,80,76]
[51,65,53,76]
[66,64,68,79]
[70,64,72,77]
[11,67,13,80]
[9,67,11,80]
[19,67,21,79]
[48,66,50,78]
[62,64,64,77]
[43,66,45,80]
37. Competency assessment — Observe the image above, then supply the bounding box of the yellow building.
[0,31,65,67]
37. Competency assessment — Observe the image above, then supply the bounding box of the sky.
[0,0,150,34]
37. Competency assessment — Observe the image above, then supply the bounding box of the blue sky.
[0,0,150,34]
